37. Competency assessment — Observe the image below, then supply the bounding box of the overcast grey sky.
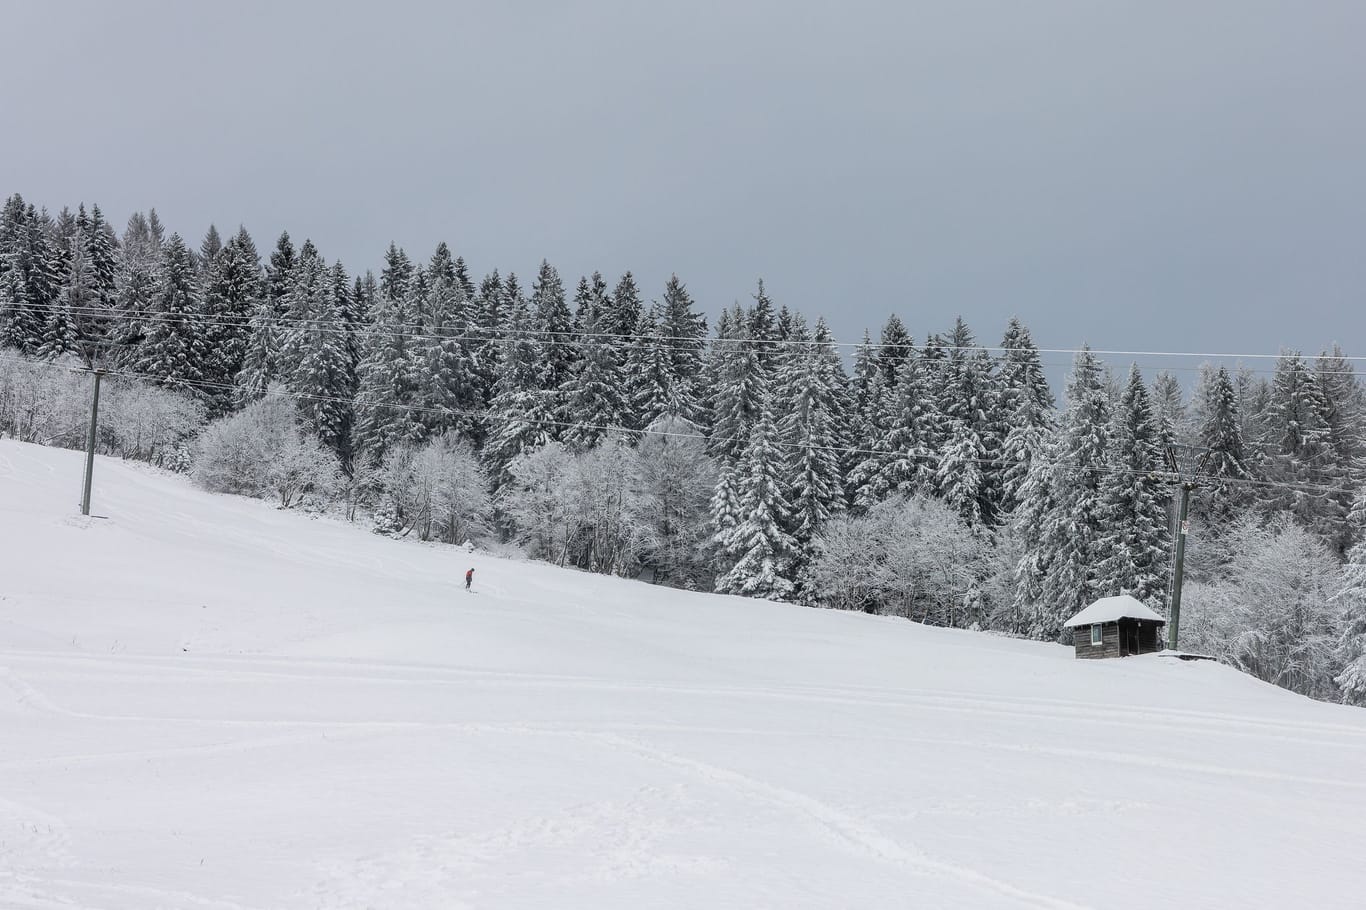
[3,0,1363,379]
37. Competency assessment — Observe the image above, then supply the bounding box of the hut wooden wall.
[1074,622,1121,660]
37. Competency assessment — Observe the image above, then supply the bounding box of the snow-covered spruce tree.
[108,210,163,366]
[1150,370,1186,450]
[0,265,28,352]
[658,274,708,410]
[707,460,743,569]
[561,306,625,449]
[467,269,505,409]
[351,265,425,465]
[0,195,31,351]
[332,263,361,398]
[1094,364,1171,609]
[607,271,643,339]
[200,227,262,411]
[483,289,551,493]
[998,317,1052,416]
[41,209,76,343]
[1314,345,1363,555]
[28,208,64,353]
[848,328,880,427]
[571,273,601,330]
[708,318,768,466]
[198,224,222,272]
[134,233,209,395]
[876,314,915,389]
[531,259,574,430]
[997,317,1055,514]
[379,242,413,304]
[279,245,353,457]
[68,204,119,367]
[1002,428,1060,635]
[3,198,64,355]
[1234,366,1272,456]
[850,353,937,508]
[777,316,848,575]
[775,303,794,344]
[237,297,282,407]
[697,305,737,431]
[573,274,594,326]
[413,256,479,442]
[1022,347,1111,640]
[36,212,94,362]
[936,419,988,526]
[1333,518,1366,706]
[1192,364,1252,526]
[236,232,296,406]
[716,403,797,601]
[0,198,59,354]
[933,319,1002,525]
[746,279,778,371]
[453,255,475,303]
[591,272,612,322]
[1262,351,1339,535]
[424,241,456,295]
[843,328,884,501]
[707,315,770,565]
[623,304,671,431]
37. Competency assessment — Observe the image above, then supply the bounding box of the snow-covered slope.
[2,438,1364,910]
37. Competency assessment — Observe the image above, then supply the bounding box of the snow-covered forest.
[2,192,1364,706]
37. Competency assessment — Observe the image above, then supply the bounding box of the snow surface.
[1062,595,1166,628]
[2,438,1365,910]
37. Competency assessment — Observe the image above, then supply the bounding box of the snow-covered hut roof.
[1063,595,1166,628]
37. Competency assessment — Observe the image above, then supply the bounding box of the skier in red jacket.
[465,568,474,592]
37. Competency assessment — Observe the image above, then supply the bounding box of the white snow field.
[3,438,1366,910]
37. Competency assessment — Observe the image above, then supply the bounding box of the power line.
[13,299,1366,378]
[1,350,1359,500]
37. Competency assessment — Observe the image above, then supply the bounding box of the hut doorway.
[1122,622,1140,657]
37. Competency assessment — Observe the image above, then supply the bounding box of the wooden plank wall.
[1074,622,1121,659]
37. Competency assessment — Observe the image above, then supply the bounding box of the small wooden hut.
[1063,595,1166,660]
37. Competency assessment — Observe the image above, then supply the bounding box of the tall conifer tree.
[135,233,208,394]
[1095,364,1171,608]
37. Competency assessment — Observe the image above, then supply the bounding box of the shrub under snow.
[0,354,204,468]
[192,391,341,507]
[376,432,492,543]
[810,494,1003,626]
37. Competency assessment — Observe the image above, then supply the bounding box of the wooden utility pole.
[80,369,106,516]
[1164,445,1210,652]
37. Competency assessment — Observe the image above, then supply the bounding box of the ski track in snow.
[586,731,1096,910]
[6,655,1366,793]
[307,783,725,910]
[5,650,1365,755]
[6,646,1362,739]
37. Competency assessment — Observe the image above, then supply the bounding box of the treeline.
[1,192,1363,706]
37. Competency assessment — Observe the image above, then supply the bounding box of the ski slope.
[2,438,1365,910]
